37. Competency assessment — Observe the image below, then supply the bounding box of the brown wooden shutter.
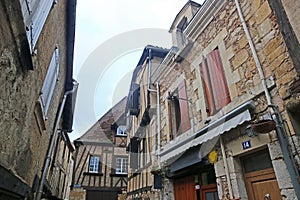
[206,49,231,112]
[167,92,174,140]
[178,80,191,133]
[200,57,215,116]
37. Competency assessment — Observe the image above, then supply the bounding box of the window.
[200,48,231,116]
[176,17,188,47]
[169,80,191,139]
[129,83,140,116]
[89,156,100,173]
[40,48,59,116]
[115,157,128,174]
[19,0,55,51]
[129,137,138,170]
[116,125,127,136]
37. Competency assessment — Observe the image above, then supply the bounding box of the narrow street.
[1,1,300,200]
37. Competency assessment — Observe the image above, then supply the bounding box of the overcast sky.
[71,0,204,140]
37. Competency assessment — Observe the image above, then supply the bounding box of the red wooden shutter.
[200,57,215,116]
[178,80,191,133]
[206,49,231,112]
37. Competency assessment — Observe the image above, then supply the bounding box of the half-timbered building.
[70,97,128,200]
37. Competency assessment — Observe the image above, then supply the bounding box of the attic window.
[177,17,188,31]
[176,17,188,47]
[117,125,127,136]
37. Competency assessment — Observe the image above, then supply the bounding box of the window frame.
[115,157,128,174]
[168,79,191,140]
[200,48,231,116]
[116,125,127,136]
[88,155,100,173]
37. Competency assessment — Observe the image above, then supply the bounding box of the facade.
[70,97,128,200]
[126,46,169,200]
[0,0,77,199]
[126,0,300,200]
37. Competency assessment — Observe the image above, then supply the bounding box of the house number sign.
[242,140,251,150]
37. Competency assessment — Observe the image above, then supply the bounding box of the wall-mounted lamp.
[245,125,257,137]
[167,95,192,103]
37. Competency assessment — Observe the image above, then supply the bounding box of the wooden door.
[86,190,118,200]
[174,176,197,200]
[242,150,281,200]
[245,168,281,200]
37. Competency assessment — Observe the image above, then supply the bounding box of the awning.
[170,147,203,172]
[159,101,255,163]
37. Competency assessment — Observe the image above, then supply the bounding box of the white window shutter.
[19,0,55,51]
[31,0,54,49]
[41,48,59,116]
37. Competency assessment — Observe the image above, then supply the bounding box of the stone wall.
[69,188,86,200]
[0,0,69,198]
[156,0,300,199]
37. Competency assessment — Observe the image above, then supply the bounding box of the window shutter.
[206,49,231,112]
[200,57,215,116]
[41,48,59,115]
[129,84,140,116]
[167,94,174,140]
[178,80,190,133]
[129,137,138,170]
[19,0,54,51]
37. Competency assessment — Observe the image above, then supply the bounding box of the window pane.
[116,158,128,174]
[205,191,218,200]
[117,126,127,135]
[89,156,100,173]
[243,151,272,173]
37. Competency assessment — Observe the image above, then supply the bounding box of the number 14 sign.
[242,140,251,150]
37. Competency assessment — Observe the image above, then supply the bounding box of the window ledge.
[110,173,127,177]
[115,135,127,137]
[83,172,103,176]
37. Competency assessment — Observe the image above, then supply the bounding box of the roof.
[74,96,127,145]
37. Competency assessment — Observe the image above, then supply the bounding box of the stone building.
[70,97,128,200]
[0,0,77,199]
[126,0,300,199]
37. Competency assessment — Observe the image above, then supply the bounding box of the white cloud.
[71,0,204,140]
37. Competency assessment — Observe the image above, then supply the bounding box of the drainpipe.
[220,136,233,199]
[156,82,161,159]
[147,48,161,164]
[36,82,79,200]
[234,0,271,106]
[234,0,300,198]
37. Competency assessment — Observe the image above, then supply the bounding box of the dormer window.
[176,17,188,47]
[117,125,127,136]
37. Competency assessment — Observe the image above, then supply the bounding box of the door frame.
[200,183,218,200]
[241,149,281,200]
